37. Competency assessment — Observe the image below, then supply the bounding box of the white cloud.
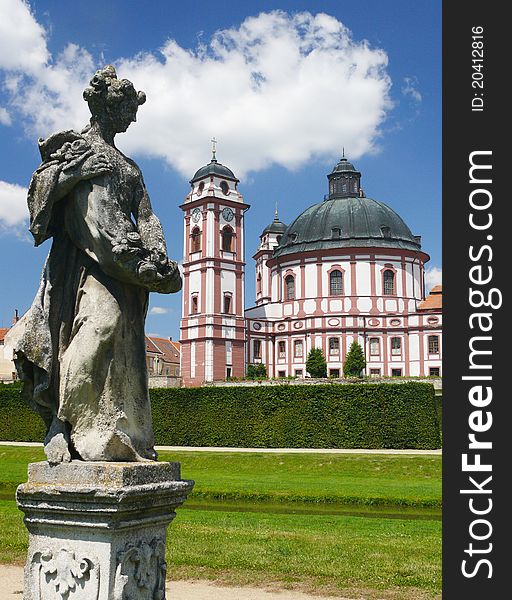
[402,76,422,103]
[1,4,392,180]
[0,107,11,125]
[0,180,28,227]
[149,307,170,315]
[0,0,48,73]
[425,266,442,292]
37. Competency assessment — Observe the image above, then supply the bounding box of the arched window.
[222,226,234,252]
[383,269,395,295]
[220,181,229,195]
[256,272,262,294]
[329,270,343,296]
[285,274,295,300]
[191,227,201,253]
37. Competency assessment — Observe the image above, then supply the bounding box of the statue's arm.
[70,175,181,294]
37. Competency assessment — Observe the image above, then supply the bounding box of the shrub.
[246,363,267,379]
[343,341,366,377]
[306,347,327,378]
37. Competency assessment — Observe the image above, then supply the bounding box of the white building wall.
[189,269,201,296]
[356,261,371,296]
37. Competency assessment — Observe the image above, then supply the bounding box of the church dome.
[273,158,422,258]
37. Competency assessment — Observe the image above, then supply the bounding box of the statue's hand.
[137,258,181,293]
[78,153,112,180]
[138,260,159,284]
[154,259,182,293]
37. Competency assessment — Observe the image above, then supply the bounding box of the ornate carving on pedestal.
[30,548,99,600]
[114,538,167,600]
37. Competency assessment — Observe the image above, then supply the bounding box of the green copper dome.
[273,157,422,258]
[273,195,422,258]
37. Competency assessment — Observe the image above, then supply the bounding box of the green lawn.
[165,450,442,508]
[0,446,442,599]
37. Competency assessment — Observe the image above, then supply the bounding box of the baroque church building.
[179,152,442,387]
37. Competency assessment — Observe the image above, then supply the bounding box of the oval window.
[220,181,229,195]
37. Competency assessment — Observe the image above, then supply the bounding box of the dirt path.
[0,565,350,600]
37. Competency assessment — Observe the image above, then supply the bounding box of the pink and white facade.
[245,248,442,379]
[180,155,442,385]
[179,153,249,386]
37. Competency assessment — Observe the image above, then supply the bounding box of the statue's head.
[83,65,146,134]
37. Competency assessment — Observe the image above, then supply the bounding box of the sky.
[0,0,441,339]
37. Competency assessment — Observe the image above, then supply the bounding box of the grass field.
[0,446,442,599]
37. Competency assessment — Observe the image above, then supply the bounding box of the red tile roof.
[145,336,163,354]
[0,328,9,343]
[418,285,442,311]
[146,336,180,365]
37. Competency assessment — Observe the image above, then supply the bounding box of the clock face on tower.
[191,208,201,223]
[222,207,234,222]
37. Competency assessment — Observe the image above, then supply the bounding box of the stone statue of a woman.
[7,66,181,464]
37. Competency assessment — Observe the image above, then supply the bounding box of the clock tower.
[179,146,249,386]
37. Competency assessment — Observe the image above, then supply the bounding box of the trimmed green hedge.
[0,384,46,442]
[435,395,442,433]
[0,382,441,449]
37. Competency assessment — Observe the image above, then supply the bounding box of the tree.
[343,340,366,377]
[246,363,267,379]
[305,347,327,378]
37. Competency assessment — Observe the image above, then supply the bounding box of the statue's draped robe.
[10,130,171,461]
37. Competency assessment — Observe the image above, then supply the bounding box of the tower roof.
[262,207,287,236]
[330,156,359,174]
[190,155,239,184]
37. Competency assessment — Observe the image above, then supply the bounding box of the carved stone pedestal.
[16,461,194,600]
